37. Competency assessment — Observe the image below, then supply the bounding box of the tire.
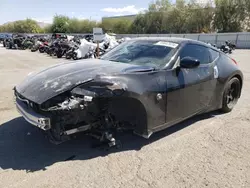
[55,48,62,58]
[57,52,63,58]
[73,52,78,60]
[44,129,70,145]
[31,48,37,52]
[65,54,72,59]
[39,48,44,53]
[49,50,53,56]
[221,77,241,113]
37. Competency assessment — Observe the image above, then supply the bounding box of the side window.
[209,48,220,62]
[180,44,211,64]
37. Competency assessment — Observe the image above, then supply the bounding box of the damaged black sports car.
[14,37,243,146]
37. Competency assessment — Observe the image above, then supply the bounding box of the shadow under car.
[0,111,222,172]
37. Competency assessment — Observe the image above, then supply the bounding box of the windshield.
[100,40,179,68]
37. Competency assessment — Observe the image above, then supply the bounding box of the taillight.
[231,58,238,65]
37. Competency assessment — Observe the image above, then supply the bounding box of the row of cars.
[31,33,124,60]
[1,33,128,60]
[1,33,236,58]
[13,36,243,148]
[1,33,36,49]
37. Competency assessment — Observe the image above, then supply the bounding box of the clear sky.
[0,0,154,24]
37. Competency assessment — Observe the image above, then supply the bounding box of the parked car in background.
[0,33,5,42]
[2,33,12,47]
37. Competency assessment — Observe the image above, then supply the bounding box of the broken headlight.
[70,80,126,97]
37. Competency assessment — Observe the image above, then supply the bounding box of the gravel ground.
[0,48,249,188]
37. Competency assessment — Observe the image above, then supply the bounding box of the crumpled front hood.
[15,59,153,104]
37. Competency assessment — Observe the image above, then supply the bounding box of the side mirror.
[180,57,200,69]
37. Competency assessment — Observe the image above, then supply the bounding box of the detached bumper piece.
[16,99,51,131]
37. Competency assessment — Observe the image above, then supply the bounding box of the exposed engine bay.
[14,81,137,147]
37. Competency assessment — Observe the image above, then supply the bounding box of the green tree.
[99,19,117,32]
[129,14,146,33]
[130,0,214,34]
[242,0,250,31]
[50,15,70,33]
[15,19,42,33]
[213,0,246,32]
[148,0,171,11]
[185,1,214,33]
[113,19,132,34]
[0,19,42,33]
[99,18,132,33]
[1,0,249,34]
[43,25,52,33]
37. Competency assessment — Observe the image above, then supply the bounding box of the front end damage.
[14,80,143,146]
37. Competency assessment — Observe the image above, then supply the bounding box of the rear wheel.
[39,47,44,53]
[73,52,78,60]
[56,50,63,58]
[65,53,72,59]
[49,50,53,56]
[31,47,37,52]
[221,77,241,113]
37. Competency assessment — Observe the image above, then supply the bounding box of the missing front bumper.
[16,99,51,131]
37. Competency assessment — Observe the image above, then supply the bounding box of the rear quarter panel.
[211,52,243,110]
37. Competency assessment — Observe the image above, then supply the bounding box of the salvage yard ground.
[0,48,250,188]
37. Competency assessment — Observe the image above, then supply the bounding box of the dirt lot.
[0,48,250,188]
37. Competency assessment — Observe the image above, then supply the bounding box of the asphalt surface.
[0,47,250,188]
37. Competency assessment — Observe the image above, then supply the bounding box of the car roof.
[130,37,189,43]
[130,37,216,49]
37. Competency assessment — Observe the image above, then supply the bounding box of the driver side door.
[165,43,218,124]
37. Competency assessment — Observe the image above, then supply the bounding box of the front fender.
[95,73,167,137]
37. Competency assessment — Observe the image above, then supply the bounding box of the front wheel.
[44,129,70,145]
[221,77,241,113]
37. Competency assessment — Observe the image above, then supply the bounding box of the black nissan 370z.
[14,37,243,146]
